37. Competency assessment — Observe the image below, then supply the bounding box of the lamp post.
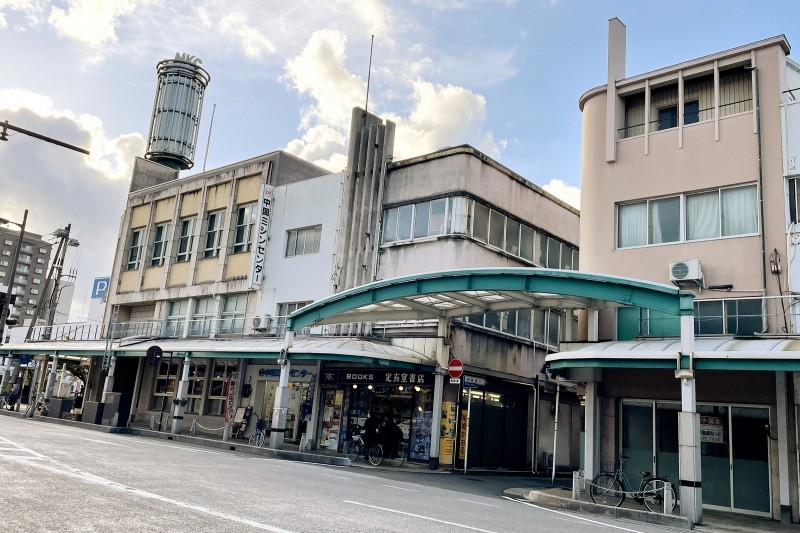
[0,209,28,390]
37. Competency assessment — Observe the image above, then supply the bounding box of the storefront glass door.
[697,404,730,508]
[731,407,770,513]
[621,401,653,481]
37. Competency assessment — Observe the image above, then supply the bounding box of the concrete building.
[548,19,800,524]
[0,227,52,331]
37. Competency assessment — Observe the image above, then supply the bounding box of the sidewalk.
[513,485,798,532]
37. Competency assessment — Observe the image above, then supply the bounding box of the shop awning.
[0,337,434,369]
[287,267,692,330]
[547,337,800,371]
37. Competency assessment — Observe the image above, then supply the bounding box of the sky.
[1,0,799,321]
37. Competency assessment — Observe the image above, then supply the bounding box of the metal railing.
[618,100,752,139]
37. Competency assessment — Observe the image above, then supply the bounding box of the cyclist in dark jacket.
[382,417,403,456]
[362,412,379,457]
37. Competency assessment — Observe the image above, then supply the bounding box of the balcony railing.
[618,100,751,139]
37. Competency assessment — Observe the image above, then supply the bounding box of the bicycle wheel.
[249,430,262,447]
[589,474,625,507]
[643,478,677,513]
[386,442,407,467]
[367,444,383,466]
[345,440,361,461]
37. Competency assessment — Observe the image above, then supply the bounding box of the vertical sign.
[248,184,274,289]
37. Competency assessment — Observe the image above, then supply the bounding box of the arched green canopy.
[288,268,694,331]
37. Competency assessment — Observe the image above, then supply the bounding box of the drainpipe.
[747,65,769,332]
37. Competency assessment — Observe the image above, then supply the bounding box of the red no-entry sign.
[448,358,464,378]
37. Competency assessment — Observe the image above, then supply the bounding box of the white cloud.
[218,11,276,59]
[284,29,367,131]
[409,0,515,10]
[47,0,146,47]
[282,30,504,168]
[542,179,580,209]
[0,0,46,28]
[0,89,144,319]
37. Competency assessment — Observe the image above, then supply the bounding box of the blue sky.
[0,0,798,319]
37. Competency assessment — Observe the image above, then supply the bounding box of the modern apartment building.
[0,227,52,329]
[549,19,800,524]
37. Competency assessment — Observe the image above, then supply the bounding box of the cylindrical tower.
[144,53,211,170]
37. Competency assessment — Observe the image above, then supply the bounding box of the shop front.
[317,367,435,462]
[242,363,317,442]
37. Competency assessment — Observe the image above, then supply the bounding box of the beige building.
[550,19,800,524]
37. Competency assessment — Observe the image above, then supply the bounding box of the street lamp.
[0,209,27,391]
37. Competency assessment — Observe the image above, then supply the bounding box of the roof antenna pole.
[365,35,375,114]
[202,103,217,172]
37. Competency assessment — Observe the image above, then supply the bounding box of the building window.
[186,360,207,414]
[150,224,168,267]
[150,359,180,412]
[126,228,144,270]
[219,293,247,334]
[684,100,700,125]
[277,301,311,329]
[0,272,4,278]
[25,309,33,316]
[286,225,321,257]
[31,278,40,285]
[38,247,47,254]
[189,296,215,336]
[206,360,237,416]
[203,211,224,259]
[657,105,678,131]
[3,239,11,246]
[165,300,188,337]
[27,298,35,305]
[0,260,7,266]
[619,185,758,248]
[21,245,33,253]
[233,203,257,254]
[18,254,31,264]
[2,250,10,257]
[17,265,29,274]
[176,217,195,263]
[30,288,38,295]
[465,308,561,348]
[36,258,44,264]
[695,298,762,335]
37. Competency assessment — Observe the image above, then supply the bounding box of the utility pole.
[25,224,78,342]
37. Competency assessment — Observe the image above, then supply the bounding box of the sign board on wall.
[247,183,275,289]
[91,277,111,299]
[699,415,724,443]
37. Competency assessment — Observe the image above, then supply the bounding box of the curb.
[525,489,693,530]
[0,409,349,467]
[130,428,351,467]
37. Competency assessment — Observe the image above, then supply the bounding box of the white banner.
[248,184,274,289]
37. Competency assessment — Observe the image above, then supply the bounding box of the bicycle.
[588,455,677,513]
[24,392,49,417]
[249,414,267,447]
[384,440,408,467]
[344,426,383,465]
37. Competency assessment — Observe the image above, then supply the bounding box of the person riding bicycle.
[361,411,379,458]
[0,383,20,409]
[381,417,403,457]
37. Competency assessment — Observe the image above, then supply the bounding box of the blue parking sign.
[91,277,110,299]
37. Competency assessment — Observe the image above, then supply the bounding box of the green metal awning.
[288,267,693,330]
[0,337,434,369]
[547,337,800,371]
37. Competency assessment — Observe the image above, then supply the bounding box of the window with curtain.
[618,202,647,247]
[686,191,720,240]
[649,196,680,244]
[721,185,757,236]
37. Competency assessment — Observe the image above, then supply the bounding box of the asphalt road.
[0,417,683,533]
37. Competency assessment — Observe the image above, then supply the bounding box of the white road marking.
[53,434,129,447]
[502,496,646,533]
[317,472,350,480]
[457,498,500,508]
[0,434,294,533]
[0,435,45,458]
[343,500,500,533]
[381,484,419,492]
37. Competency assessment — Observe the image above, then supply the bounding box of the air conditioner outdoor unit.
[669,259,703,286]
[252,314,272,332]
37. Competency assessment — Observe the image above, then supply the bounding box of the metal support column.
[677,305,702,525]
[101,356,117,403]
[583,380,598,482]
[269,331,294,449]
[171,356,191,434]
[429,318,448,470]
[45,352,60,400]
[776,371,792,524]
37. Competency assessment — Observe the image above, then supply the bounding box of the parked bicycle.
[249,413,268,447]
[0,385,20,410]
[588,455,677,513]
[24,392,49,417]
